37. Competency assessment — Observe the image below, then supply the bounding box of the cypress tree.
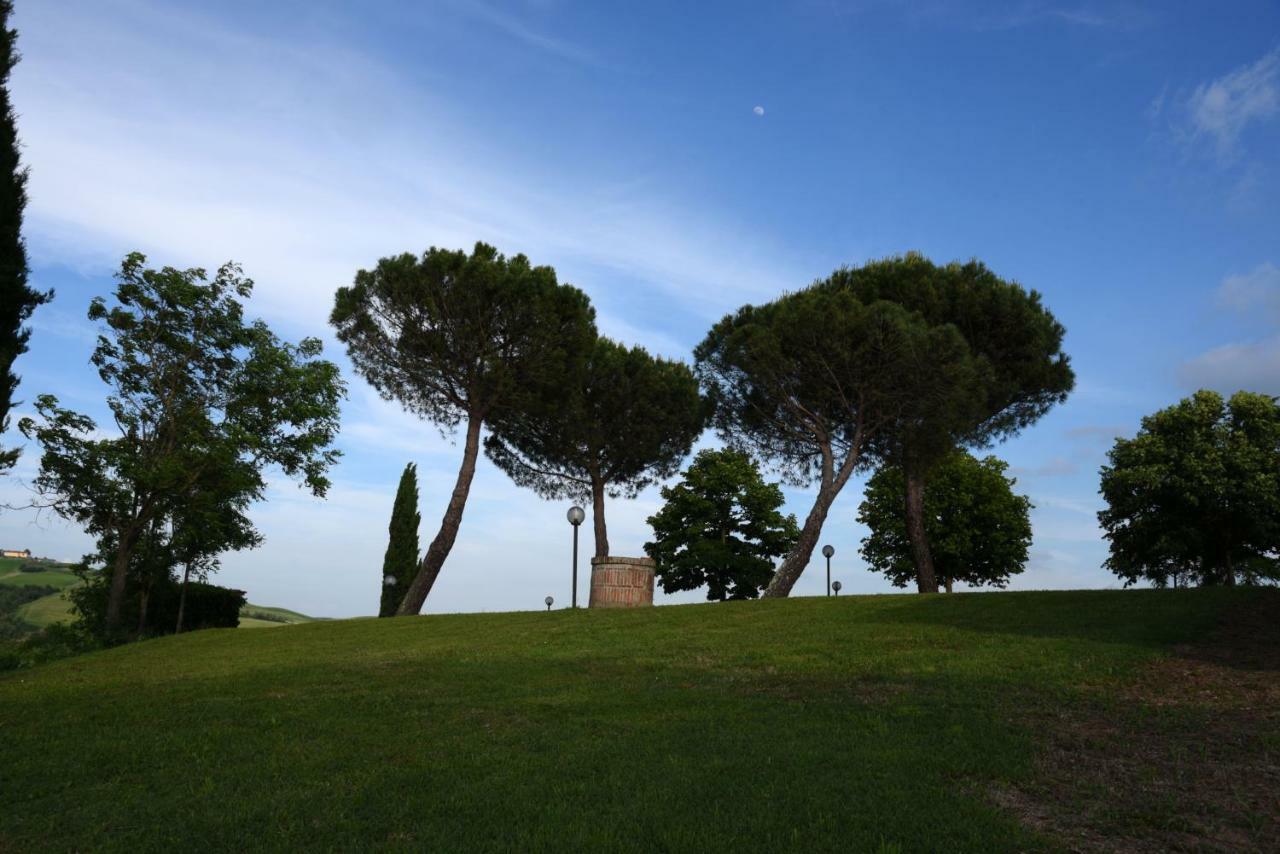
[0,1,51,475]
[379,462,421,617]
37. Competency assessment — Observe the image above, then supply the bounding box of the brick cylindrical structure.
[588,556,655,608]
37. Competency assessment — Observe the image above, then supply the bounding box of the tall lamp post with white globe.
[567,505,586,608]
[822,544,835,596]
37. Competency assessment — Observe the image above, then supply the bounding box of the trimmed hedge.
[72,571,246,638]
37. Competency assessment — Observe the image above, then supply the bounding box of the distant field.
[0,560,79,590]
[1,588,1275,852]
[1,560,312,631]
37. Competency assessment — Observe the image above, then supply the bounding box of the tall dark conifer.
[0,1,50,475]
[380,462,421,617]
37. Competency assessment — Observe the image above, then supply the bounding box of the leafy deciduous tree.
[695,282,981,597]
[331,242,595,614]
[0,2,51,476]
[1099,390,1280,587]
[858,451,1033,592]
[645,449,798,600]
[827,254,1072,592]
[485,337,706,557]
[20,254,343,636]
[380,462,421,617]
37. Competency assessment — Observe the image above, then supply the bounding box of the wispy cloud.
[1179,338,1280,396]
[1180,262,1280,395]
[1184,46,1280,156]
[1215,261,1280,319]
[458,1,600,67]
[12,1,800,338]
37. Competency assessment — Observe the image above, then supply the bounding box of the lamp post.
[567,505,585,608]
[832,580,842,596]
[822,544,834,596]
[545,595,554,611]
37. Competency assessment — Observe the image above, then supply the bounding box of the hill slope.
[0,589,1275,852]
[1,561,314,631]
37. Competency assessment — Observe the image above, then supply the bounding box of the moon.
[753,105,765,116]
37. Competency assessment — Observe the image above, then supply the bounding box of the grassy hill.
[0,560,313,631]
[0,588,1275,852]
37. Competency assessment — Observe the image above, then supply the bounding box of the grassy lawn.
[0,588,1273,852]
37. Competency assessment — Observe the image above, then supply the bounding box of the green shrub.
[19,563,46,573]
[70,568,246,640]
[0,622,100,671]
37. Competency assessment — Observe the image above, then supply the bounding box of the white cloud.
[1215,261,1280,319]
[1179,336,1280,396]
[1186,46,1280,155]
[1180,262,1280,395]
[12,1,802,339]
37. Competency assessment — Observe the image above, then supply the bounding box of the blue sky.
[2,1,1278,616]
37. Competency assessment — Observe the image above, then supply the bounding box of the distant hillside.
[0,559,315,631]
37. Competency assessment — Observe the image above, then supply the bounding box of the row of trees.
[347,245,1073,615]
[333,244,710,616]
[642,447,1034,601]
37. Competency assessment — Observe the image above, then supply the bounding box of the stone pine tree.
[331,243,596,615]
[695,282,984,597]
[1099,390,1280,587]
[380,462,421,617]
[858,451,1032,592]
[485,337,706,557]
[645,449,798,600]
[827,254,1072,592]
[0,2,50,476]
[20,254,343,636]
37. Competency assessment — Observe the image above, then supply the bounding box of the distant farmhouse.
[2,548,32,559]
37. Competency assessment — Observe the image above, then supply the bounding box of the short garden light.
[545,595,554,611]
[832,580,842,596]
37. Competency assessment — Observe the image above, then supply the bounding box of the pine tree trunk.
[905,468,939,593]
[945,578,953,593]
[396,414,482,615]
[175,563,191,634]
[591,476,609,558]
[763,440,861,598]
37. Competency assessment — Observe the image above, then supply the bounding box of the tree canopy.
[485,337,706,557]
[645,449,798,600]
[858,451,1033,592]
[823,254,1072,592]
[20,253,343,636]
[0,3,51,476]
[695,279,981,596]
[1099,390,1280,587]
[331,242,596,614]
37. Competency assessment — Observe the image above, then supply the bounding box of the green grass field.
[0,588,1275,852]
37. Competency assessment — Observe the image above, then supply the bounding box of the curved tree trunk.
[904,467,939,593]
[397,414,482,615]
[591,476,609,558]
[764,440,861,598]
